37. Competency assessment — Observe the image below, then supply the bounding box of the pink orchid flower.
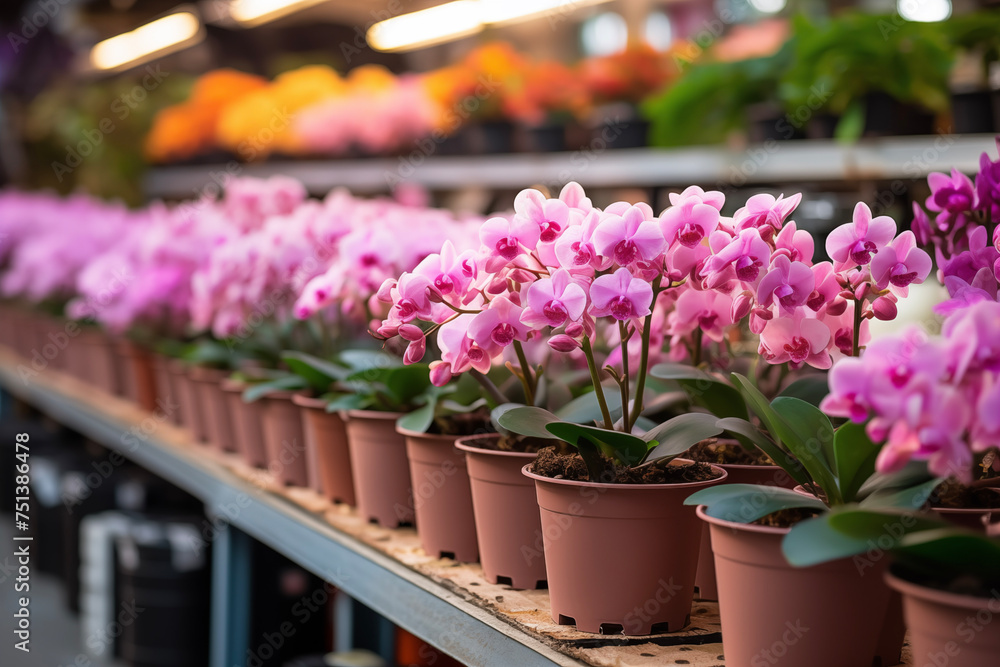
[660,198,720,249]
[388,272,437,323]
[469,295,529,348]
[480,215,540,263]
[589,268,654,321]
[412,240,478,300]
[773,221,814,264]
[669,186,725,211]
[704,228,771,288]
[733,193,802,238]
[870,231,932,297]
[592,205,665,266]
[559,181,593,212]
[758,316,832,369]
[826,202,897,271]
[806,261,847,315]
[757,255,816,315]
[521,269,588,329]
[514,188,571,244]
[554,209,610,271]
[668,288,734,342]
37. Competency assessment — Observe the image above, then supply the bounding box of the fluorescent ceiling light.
[897,0,951,22]
[479,0,606,26]
[368,0,613,52]
[367,1,482,52]
[90,11,202,71]
[229,0,328,26]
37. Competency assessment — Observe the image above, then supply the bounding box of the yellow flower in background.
[216,64,345,158]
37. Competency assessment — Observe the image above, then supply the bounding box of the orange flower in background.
[578,43,680,105]
[215,64,345,159]
[145,68,267,163]
[506,60,590,125]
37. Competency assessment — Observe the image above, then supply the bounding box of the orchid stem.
[470,369,507,407]
[618,321,631,433]
[852,298,863,357]
[629,310,654,432]
[582,336,615,430]
[692,327,703,367]
[512,340,535,406]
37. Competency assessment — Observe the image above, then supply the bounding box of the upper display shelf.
[143,134,996,199]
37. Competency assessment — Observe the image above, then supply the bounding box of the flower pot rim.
[522,461,727,490]
[346,408,406,421]
[695,504,790,536]
[714,462,783,471]
[261,389,305,401]
[220,378,248,393]
[188,366,231,382]
[291,393,330,410]
[454,434,539,460]
[885,569,998,611]
[932,506,996,515]
[395,425,462,442]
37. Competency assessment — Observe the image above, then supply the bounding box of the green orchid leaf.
[641,412,722,464]
[778,375,830,407]
[782,514,875,567]
[554,385,622,423]
[832,421,880,503]
[856,461,935,498]
[241,375,308,403]
[545,422,648,467]
[339,349,400,372]
[651,363,748,420]
[732,374,841,504]
[281,351,349,390]
[895,529,1000,582]
[497,406,561,440]
[324,393,369,413]
[396,396,438,434]
[685,483,827,523]
[383,364,432,408]
[576,436,614,482]
[859,478,944,510]
[716,417,811,487]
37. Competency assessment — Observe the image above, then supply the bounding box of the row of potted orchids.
[1,138,999,665]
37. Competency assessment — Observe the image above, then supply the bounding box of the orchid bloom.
[756,255,816,315]
[703,228,771,288]
[521,269,588,329]
[480,215,540,263]
[870,231,932,297]
[660,198,720,249]
[589,268,653,321]
[826,202,897,271]
[669,185,725,211]
[468,295,529,348]
[592,205,665,266]
[758,316,831,369]
[514,188,571,244]
[732,193,802,239]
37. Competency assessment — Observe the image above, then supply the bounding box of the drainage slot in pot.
[599,623,624,635]
[495,575,512,586]
[438,551,455,560]
[557,614,575,626]
[649,621,673,634]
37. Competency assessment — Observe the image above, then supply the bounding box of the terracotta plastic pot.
[344,410,414,528]
[259,391,309,487]
[220,380,267,469]
[933,506,993,531]
[117,340,158,411]
[455,435,546,589]
[524,463,726,635]
[399,428,478,562]
[695,463,793,600]
[73,328,119,394]
[151,355,182,426]
[189,367,236,453]
[293,395,356,504]
[699,506,895,666]
[887,570,1000,667]
[170,362,209,444]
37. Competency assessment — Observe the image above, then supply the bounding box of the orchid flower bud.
[398,323,424,341]
[548,334,582,352]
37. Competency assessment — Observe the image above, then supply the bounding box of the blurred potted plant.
[942,12,1000,133]
[780,13,952,141]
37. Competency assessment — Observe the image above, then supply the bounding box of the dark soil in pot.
[529,447,720,483]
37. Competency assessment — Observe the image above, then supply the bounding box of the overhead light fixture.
[368,0,613,52]
[228,0,329,26]
[478,0,606,26]
[367,1,482,52]
[90,10,203,71]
